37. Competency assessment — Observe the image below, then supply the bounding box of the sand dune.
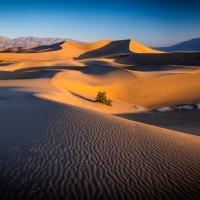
[0,42,63,53]
[0,39,162,61]
[0,95,199,200]
[0,39,200,111]
[50,64,200,110]
[116,109,200,136]
[0,39,199,113]
[0,39,200,199]
[0,59,83,72]
[61,39,162,59]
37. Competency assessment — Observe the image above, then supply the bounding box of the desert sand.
[0,39,200,199]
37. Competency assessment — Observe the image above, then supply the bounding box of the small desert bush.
[95,91,112,106]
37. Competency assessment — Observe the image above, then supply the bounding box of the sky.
[0,0,200,47]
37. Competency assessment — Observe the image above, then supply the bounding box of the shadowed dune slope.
[116,109,200,136]
[0,59,83,72]
[62,39,162,59]
[114,52,200,66]
[0,42,63,53]
[80,64,133,77]
[0,96,200,200]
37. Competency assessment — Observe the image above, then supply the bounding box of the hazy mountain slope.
[0,36,81,49]
[153,37,200,52]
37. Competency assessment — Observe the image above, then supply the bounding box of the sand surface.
[116,109,200,136]
[0,39,200,199]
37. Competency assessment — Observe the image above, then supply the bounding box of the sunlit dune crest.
[0,39,163,60]
[0,39,200,199]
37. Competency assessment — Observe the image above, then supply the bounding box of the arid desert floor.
[0,40,200,199]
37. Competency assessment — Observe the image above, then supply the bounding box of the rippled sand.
[0,97,200,199]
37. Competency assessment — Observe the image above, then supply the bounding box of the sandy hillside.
[0,39,200,199]
[0,94,200,200]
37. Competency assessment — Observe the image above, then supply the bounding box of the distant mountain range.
[153,37,200,52]
[0,36,82,49]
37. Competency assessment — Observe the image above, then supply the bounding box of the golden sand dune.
[0,39,199,113]
[61,39,162,59]
[0,39,162,61]
[51,65,200,111]
[0,39,200,199]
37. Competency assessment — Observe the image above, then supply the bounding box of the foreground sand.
[0,39,200,199]
[0,95,200,200]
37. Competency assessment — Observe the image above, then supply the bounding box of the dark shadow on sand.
[0,65,82,80]
[115,109,200,136]
[0,42,65,53]
[74,40,132,60]
[80,64,122,75]
[122,64,197,72]
[113,52,200,66]
[70,91,94,102]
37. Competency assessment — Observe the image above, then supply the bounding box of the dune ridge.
[0,39,162,60]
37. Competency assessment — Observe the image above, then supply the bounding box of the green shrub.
[95,91,112,106]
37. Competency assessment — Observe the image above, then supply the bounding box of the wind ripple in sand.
[0,98,200,200]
